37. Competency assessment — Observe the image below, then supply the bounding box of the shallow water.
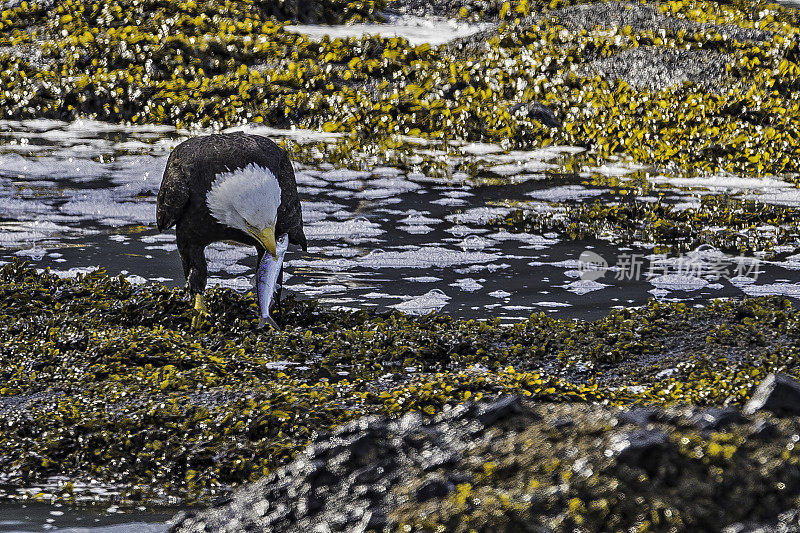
[1,119,800,323]
[0,502,169,532]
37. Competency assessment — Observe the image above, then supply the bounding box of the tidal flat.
[1,0,800,530]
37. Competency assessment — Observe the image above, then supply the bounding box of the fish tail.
[257,315,281,331]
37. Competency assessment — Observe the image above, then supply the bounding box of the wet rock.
[476,394,522,426]
[166,396,800,532]
[508,102,562,128]
[553,1,770,42]
[743,373,800,416]
[752,419,779,440]
[580,47,730,93]
[692,406,747,431]
[609,429,671,473]
[414,475,454,502]
[168,395,521,532]
[551,415,575,429]
[723,509,800,533]
[616,407,660,427]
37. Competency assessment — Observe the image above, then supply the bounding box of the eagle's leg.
[179,243,209,324]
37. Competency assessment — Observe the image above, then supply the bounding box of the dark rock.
[752,419,779,440]
[415,475,455,502]
[692,407,747,431]
[723,508,800,532]
[616,407,660,427]
[744,373,800,416]
[508,102,562,128]
[551,416,575,429]
[609,429,672,475]
[476,395,522,426]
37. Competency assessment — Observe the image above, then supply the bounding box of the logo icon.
[577,250,608,281]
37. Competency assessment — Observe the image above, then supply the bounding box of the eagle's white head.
[206,163,282,256]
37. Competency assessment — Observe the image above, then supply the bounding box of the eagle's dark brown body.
[157,132,306,295]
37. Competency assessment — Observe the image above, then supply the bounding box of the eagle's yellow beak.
[258,227,277,257]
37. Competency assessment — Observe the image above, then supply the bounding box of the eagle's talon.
[194,294,210,315]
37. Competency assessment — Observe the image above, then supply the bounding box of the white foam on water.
[19,118,68,131]
[286,17,495,47]
[355,187,409,200]
[0,153,108,181]
[738,282,800,298]
[746,189,800,207]
[15,247,47,260]
[302,200,346,223]
[363,291,402,299]
[431,197,467,206]
[225,123,343,143]
[45,266,102,278]
[450,278,483,292]
[562,279,610,295]
[404,276,441,282]
[488,289,511,298]
[110,155,167,191]
[358,246,502,269]
[447,225,488,237]
[459,235,491,250]
[400,224,434,234]
[140,233,175,243]
[371,166,403,177]
[489,230,558,247]
[0,197,56,217]
[461,142,503,155]
[207,276,252,291]
[59,193,155,227]
[399,212,440,225]
[304,217,384,240]
[453,262,510,273]
[295,171,328,187]
[527,185,607,202]
[390,289,450,314]
[650,173,791,190]
[284,283,348,296]
[592,162,649,176]
[310,245,362,258]
[319,168,372,182]
[532,301,572,307]
[442,190,473,198]
[649,274,708,291]
[489,161,557,176]
[447,206,513,225]
[144,243,178,251]
[0,220,92,247]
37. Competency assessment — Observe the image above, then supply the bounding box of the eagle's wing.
[156,152,190,232]
[277,154,307,251]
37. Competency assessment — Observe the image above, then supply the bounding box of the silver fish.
[256,233,289,330]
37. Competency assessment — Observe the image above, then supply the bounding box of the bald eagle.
[156,132,306,326]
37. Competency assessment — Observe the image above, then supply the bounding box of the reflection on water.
[0,502,169,532]
[1,119,800,322]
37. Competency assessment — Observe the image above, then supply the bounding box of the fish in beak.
[256,233,289,330]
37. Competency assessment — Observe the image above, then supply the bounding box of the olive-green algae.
[1,0,799,176]
[2,260,800,505]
